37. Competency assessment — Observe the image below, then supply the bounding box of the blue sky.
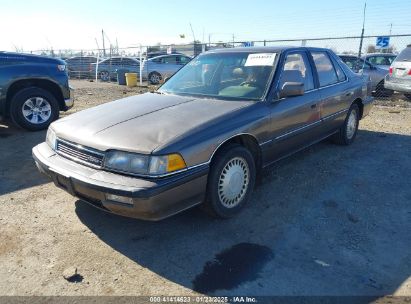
[1,0,410,52]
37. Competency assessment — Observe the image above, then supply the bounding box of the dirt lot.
[0,80,410,299]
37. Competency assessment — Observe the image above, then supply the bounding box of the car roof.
[205,46,332,54]
[364,53,396,56]
[338,54,359,58]
[102,56,139,61]
[148,53,189,60]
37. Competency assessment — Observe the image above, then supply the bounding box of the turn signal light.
[167,154,187,172]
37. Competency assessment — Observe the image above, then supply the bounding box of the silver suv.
[384,45,411,100]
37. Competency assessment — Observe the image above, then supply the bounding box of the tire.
[374,80,393,98]
[404,94,411,101]
[148,72,162,85]
[203,144,256,218]
[10,87,60,131]
[100,71,110,82]
[331,103,360,145]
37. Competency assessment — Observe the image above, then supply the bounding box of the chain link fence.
[25,34,411,101]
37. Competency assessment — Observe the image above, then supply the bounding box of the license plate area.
[56,175,75,195]
[396,68,407,77]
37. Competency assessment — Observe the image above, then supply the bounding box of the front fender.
[154,102,271,167]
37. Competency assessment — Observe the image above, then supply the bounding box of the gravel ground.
[0,80,410,299]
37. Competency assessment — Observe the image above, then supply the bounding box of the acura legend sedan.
[33,47,373,221]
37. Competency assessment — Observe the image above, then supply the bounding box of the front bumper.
[64,98,74,108]
[32,142,208,221]
[384,76,411,93]
[64,86,75,109]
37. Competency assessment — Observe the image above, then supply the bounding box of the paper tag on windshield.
[245,53,276,66]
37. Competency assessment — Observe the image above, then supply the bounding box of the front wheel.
[203,144,256,218]
[148,72,162,85]
[331,103,360,145]
[10,87,60,131]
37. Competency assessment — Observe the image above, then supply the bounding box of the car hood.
[0,51,65,65]
[52,93,252,154]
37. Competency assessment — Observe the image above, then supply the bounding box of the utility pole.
[389,23,393,35]
[232,34,235,47]
[358,2,367,58]
[102,29,106,57]
[189,23,196,43]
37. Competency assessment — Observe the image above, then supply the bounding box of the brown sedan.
[33,46,373,220]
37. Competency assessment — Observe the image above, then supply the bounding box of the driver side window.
[279,52,314,92]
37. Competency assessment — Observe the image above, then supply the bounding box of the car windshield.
[158,52,278,100]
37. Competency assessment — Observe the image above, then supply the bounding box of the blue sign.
[243,41,254,47]
[376,36,390,49]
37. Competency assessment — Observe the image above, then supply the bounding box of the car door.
[121,58,140,73]
[160,55,181,77]
[311,51,353,134]
[177,55,191,66]
[107,58,121,78]
[263,50,322,164]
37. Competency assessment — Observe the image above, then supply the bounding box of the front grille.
[56,139,104,168]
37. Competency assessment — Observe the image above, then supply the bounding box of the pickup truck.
[0,52,73,131]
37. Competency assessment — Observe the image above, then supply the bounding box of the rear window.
[396,47,411,61]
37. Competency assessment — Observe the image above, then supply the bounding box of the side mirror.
[279,82,304,98]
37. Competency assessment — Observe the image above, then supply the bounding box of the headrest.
[281,70,304,83]
[232,67,244,77]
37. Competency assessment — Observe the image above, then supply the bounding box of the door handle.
[310,104,317,109]
[345,91,354,97]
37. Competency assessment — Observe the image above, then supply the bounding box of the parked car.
[0,51,73,131]
[384,45,411,100]
[143,54,192,84]
[66,56,99,79]
[363,53,397,70]
[33,46,373,220]
[91,57,140,81]
[339,55,393,97]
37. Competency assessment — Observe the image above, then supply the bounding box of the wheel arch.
[209,133,262,171]
[352,97,364,119]
[6,79,64,114]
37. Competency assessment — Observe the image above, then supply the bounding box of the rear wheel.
[203,144,256,218]
[10,87,60,131]
[331,103,359,145]
[149,72,162,85]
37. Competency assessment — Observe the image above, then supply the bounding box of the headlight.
[46,128,57,150]
[57,64,66,72]
[104,151,186,176]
